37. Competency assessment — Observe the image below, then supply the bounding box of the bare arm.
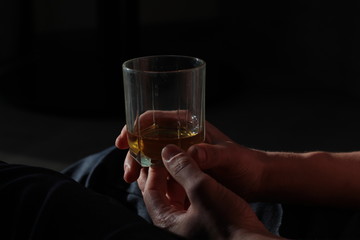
[260,151,360,207]
[116,121,360,208]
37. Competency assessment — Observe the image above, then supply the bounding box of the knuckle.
[170,153,191,176]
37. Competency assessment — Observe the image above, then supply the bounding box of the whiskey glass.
[122,55,206,166]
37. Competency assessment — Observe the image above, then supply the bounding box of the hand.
[114,121,234,183]
[115,125,141,183]
[115,121,215,183]
[116,122,267,201]
[187,122,267,201]
[137,144,281,240]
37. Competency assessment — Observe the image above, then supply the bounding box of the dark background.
[2,0,360,171]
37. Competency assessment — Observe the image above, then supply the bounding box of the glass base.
[130,150,163,167]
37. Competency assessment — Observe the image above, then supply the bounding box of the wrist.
[257,150,333,203]
[230,229,284,240]
[237,147,270,202]
[256,150,306,202]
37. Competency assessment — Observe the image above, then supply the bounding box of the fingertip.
[123,152,141,183]
[161,144,183,162]
[124,168,139,183]
[123,163,132,183]
[115,125,129,149]
[115,135,123,149]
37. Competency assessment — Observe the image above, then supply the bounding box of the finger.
[143,166,174,228]
[166,176,187,209]
[205,121,232,144]
[137,167,148,194]
[161,144,205,195]
[123,151,141,183]
[187,142,231,170]
[145,166,168,194]
[115,125,129,149]
[139,110,191,127]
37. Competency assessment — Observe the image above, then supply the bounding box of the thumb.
[161,144,204,192]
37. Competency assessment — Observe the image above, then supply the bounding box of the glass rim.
[122,55,206,73]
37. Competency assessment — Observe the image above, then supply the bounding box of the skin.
[116,122,283,239]
[116,122,266,202]
[115,121,360,238]
[137,144,281,240]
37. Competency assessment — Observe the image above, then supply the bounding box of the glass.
[122,55,206,167]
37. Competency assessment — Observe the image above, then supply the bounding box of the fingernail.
[162,144,183,162]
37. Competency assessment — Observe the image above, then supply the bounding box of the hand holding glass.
[122,55,206,167]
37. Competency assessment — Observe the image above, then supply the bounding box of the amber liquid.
[128,124,204,165]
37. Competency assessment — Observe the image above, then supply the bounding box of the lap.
[0,157,183,239]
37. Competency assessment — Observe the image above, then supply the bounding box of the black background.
[2,0,360,163]
[3,1,360,111]
[2,2,360,238]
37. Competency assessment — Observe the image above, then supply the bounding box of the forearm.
[230,229,285,240]
[258,150,360,207]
